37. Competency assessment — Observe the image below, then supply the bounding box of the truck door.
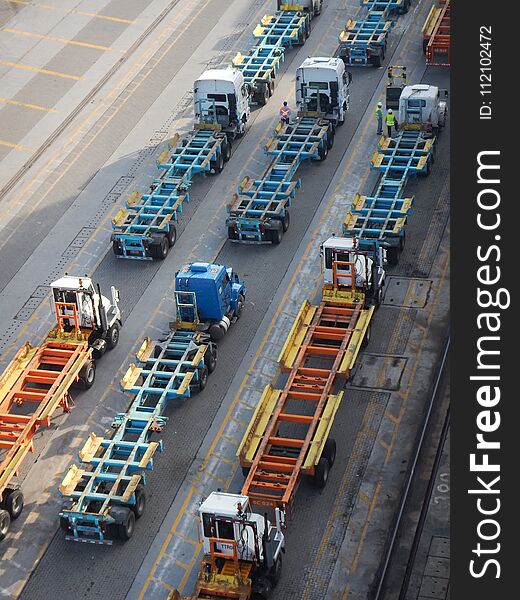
[220,273,231,314]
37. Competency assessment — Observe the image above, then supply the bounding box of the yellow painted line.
[2,28,115,51]
[0,139,31,151]
[0,59,81,80]
[1,1,134,24]
[0,96,57,112]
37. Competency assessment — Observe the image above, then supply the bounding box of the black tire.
[323,438,337,467]
[268,80,275,96]
[106,321,120,350]
[372,54,382,68]
[227,226,239,241]
[373,286,383,308]
[117,508,136,541]
[4,489,24,520]
[269,555,283,587]
[270,224,283,245]
[209,323,226,341]
[112,240,123,256]
[152,235,169,260]
[318,142,328,161]
[361,323,372,348]
[241,466,250,478]
[327,127,335,150]
[387,245,400,266]
[313,457,329,488]
[79,360,96,390]
[252,577,273,600]
[222,139,232,162]
[132,485,146,519]
[423,39,428,54]
[399,229,406,251]
[167,224,177,247]
[205,346,217,373]
[258,85,269,106]
[59,516,71,533]
[235,294,245,320]
[0,509,10,541]
[282,210,290,232]
[196,364,208,392]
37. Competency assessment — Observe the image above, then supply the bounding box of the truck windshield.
[308,81,328,91]
[217,519,235,540]
[207,93,227,103]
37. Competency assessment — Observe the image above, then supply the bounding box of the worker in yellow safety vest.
[375,102,383,135]
[386,108,397,137]
[280,101,291,124]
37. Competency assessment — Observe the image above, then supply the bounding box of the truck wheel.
[235,294,245,319]
[132,485,146,519]
[211,152,224,174]
[282,211,290,232]
[323,438,337,467]
[4,489,24,520]
[168,224,177,247]
[361,323,372,348]
[196,364,208,392]
[372,54,382,68]
[59,515,72,533]
[106,321,120,350]
[269,555,283,587]
[152,235,169,260]
[0,510,11,541]
[241,466,250,478]
[205,346,217,373]
[79,361,96,390]
[268,80,275,96]
[252,577,273,600]
[227,226,239,241]
[258,85,269,106]
[313,457,330,488]
[387,245,400,266]
[327,126,335,150]
[222,138,232,162]
[117,508,135,541]
[318,142,328,161]
[270,223,283,245]
[112,240,123,256]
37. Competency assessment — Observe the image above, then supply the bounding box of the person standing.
[280,101,291,124]
[386,108,396,137]
[375,101,383,135]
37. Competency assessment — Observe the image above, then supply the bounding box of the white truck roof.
[299,57,343,70]
[196,69,243,84]
[51,275,94,290]
[400,84,439,100]
[322,236,358,251]
[199,492,250,517]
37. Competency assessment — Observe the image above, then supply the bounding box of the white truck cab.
[194,69,250,138]
[321,236,385,305]
[199,491,284,566]
[50,275,121,355]
[398,84,448,133]
[295,57,352,126]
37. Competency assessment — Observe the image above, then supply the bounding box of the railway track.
[373,336,450,600]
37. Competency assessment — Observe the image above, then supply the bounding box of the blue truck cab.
[175,262,246,340]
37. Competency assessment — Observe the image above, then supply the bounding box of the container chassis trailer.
[226,117,333,244]
[422,0,451,66]
[343,130,435,264]
[335,0,410,67]
[59,327,216,544]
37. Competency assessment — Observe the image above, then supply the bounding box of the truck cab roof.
[195,68,244,85]
[200,492,250,517]
[51,275,94,291]
[299,56,344,70]
[177,262,226,281]
[400,84,439,100]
